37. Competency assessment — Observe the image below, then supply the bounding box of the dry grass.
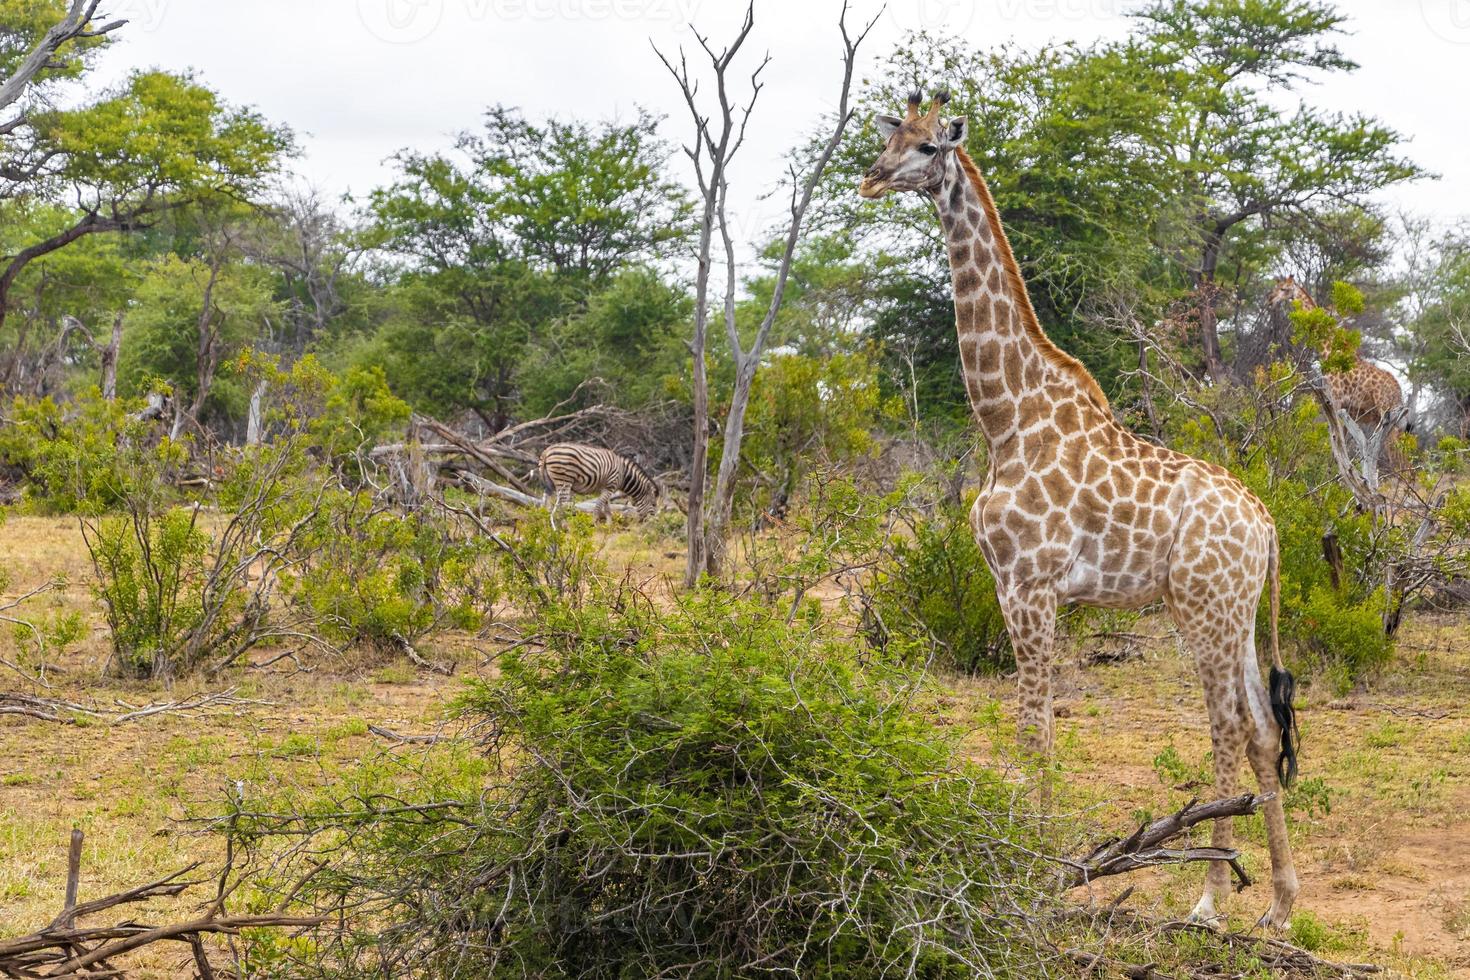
[0,514,1467,977]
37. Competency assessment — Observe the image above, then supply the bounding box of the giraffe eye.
[918,143,937,155]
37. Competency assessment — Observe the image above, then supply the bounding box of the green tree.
[0,64,293,341]
[362,106,689,427]
[1408,231,1470,435]
[119,251,280,429]
[1133,0,1422,377]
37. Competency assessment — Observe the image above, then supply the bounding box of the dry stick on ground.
[1065,793,1265,890]
[0,831,323,979]
[367,724,445,745]
[390,631,453,676]
[0,687,272,726]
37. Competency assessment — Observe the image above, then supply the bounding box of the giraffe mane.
[953,147,1111,414]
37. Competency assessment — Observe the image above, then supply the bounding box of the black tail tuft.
[1269,666,1299,788]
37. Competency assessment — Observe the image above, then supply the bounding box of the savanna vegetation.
[2,0,1469,977]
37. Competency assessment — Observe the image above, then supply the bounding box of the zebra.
[536,443,661,527]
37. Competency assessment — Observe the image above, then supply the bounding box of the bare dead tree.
[656,0,877,584]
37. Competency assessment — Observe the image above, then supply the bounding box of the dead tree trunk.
[101,311,122,400]
[246,380,267,446]
[658,0,874,582]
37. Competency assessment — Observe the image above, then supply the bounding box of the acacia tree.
[0,64,293,347]
[364,107,689,429]
[1134,0,1422,379]
[657,1,875,584]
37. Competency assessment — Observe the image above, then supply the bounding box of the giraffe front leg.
[998,586,1058,782]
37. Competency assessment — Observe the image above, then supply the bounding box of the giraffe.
[1267,276,1409,464]
[860,92,1300,929]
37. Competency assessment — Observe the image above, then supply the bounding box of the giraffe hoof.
[1185,911,1226,931]
[1255,910,1290,932]
[1185,898,1225,931]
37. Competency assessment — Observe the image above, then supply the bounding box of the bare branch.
[0,0,124,114]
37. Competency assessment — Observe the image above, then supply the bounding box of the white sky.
[90,0,1470,246]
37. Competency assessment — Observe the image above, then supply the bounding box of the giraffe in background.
[1268,277,1409,470]
[859,91,1300,929]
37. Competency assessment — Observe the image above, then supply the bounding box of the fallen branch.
[1159,920,1381,977]
[1064,904,1384,979]
[0,831,324,978]
[367,724,445,745]
[412,414,534,495]
[450,469,637,517]
[392,632,453,676]
[1065,947,1174,979]
[0,687,272,726]
[1065,793,1267,889]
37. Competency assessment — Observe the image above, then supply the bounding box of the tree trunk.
[1196,232,1227,382]
[1137,338,1161,441]
[188,259,224,426]
[684,265,712,588]
[702,355,757,576]
[100,312,122,400]
[245,380,266,446]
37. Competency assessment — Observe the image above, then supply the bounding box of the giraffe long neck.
[932,148,1111,454]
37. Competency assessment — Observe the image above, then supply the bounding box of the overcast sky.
[90,0,1470,245]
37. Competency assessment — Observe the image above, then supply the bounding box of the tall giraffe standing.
[1268,276,1409,462]
[859,92,1300,928]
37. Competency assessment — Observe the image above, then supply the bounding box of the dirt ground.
[0,515,1466,977]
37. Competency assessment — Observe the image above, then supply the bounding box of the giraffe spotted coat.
[860,93,1300,929]
[1268,276,1406,432]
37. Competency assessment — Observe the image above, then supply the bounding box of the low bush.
[228,546,1053,978]
[0,389,178,514]
[83,437,322,679]
[281,494,498,649]
[868,497,1013,675]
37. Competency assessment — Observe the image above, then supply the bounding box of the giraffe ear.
[873,114,902,139]
[941,116,968,147]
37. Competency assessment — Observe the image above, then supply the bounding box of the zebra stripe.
[536,443,660,523]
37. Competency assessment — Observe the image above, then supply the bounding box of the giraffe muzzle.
[858,167,891,198]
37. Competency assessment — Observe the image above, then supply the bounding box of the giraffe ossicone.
[860,92,1301,930]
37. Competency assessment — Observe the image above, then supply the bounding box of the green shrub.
[229,568,1052,977]
[83,438,323,679]
[282,494,498,648]
[0,389,181,514]
[870,500,1012,675]
[84,506,243,678]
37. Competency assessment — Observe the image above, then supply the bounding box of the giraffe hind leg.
[1245,669,1300,929]
[1169,604,1256,929]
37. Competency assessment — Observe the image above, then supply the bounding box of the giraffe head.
[858,90,968,199]
[1267,275,1314,311]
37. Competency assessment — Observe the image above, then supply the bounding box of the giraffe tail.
[1266,523,1299,788]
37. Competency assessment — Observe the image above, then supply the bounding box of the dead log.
[1065,793,1266,890]
[450,470,636,517]
[413,414,534,495]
